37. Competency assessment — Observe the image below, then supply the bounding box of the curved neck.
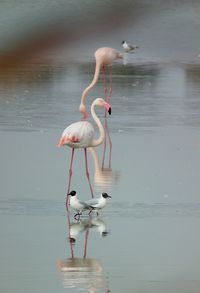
[90,104,105,147]
[80,59,102,107]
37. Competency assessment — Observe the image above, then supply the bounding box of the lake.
[1,1,200,292]
[1,58,200,292]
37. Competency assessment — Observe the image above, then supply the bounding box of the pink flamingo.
[58,98,111,207]
[79,47,123,119]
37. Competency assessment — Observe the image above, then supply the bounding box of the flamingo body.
[58,98,111,149]
[58,121,94,148]
[94,47,123,65]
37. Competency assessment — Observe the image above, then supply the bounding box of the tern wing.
[79,200,91,210]
[85,198,100,209]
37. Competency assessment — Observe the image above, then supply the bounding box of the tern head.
[102,231,109,237]
[102,192,112,199]
[121,40,125,44]
[69,237,76,243]
[68,190,76,196]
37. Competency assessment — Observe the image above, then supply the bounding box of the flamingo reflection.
[57,216,110,292]
[89,147,120,192]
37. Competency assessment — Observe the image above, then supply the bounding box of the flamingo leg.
[105,118,112,168]
[102,118,112,169]
[108,65,113,100]
[103,65,108,97]
[84,148,94,198]
[101,119,107,169]
[101,65,113,168]
[67,211,75,258]
[83,229,89,258]
[66,148,75,209]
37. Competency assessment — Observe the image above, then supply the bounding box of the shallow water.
[1,59,200,293]
[1,1,200,290]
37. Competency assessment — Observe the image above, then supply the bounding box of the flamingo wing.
[58,121,94,148]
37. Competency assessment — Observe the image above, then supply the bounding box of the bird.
[68,190,91,219]
[58,98,111,205]
[85,192,112,216]
[79,47,123,119]
[89,218,109,237]
[121,40,139,53]
[68,190,111,218]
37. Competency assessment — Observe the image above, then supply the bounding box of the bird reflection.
[89,146,120,191]
[57,216,110,292]
[69,218,110,242]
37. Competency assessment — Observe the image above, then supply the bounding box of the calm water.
[1,59,200,293]
[1,1,200,290]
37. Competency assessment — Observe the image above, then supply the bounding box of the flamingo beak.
[104,102,112,115]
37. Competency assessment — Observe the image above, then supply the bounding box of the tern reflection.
[89,146,120,191]
[69,218,109,242]
[57,217,110,292]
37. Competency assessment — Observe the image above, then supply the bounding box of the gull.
[85,192,112,216]
[68,190,111,218]
[68,190,91,219]
[121,40,139,53]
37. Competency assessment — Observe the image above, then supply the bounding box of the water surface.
[1,59,200,293]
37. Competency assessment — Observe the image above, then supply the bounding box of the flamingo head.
[94,98,111,115]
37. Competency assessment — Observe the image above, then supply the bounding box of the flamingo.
[58,98,111,207]
[79,47,123,119]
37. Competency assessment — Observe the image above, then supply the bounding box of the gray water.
[1,60,200,293]
[1,1,200,293]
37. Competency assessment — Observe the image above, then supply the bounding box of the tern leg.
[84,148,94,198]
[74,212,81,220]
